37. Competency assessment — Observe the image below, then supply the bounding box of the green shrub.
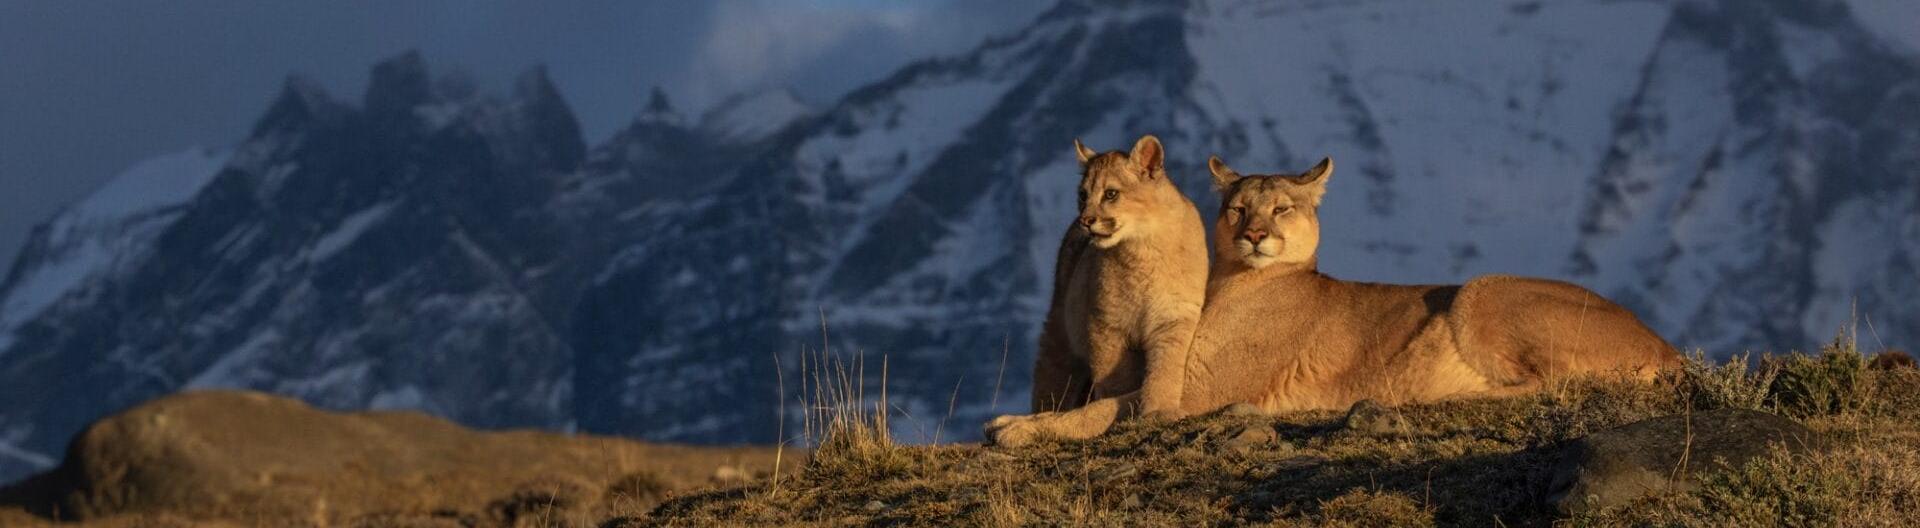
[1765,341,1868,419]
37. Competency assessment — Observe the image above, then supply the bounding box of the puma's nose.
[1242,230,1268,243]
[1078,216,1097,228]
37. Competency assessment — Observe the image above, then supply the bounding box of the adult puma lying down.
[987,155,1681,447]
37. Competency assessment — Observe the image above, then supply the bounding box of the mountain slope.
[1572,0,1920,352]
[0,148,230,358]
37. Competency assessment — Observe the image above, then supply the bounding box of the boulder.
[0,390,793,524]
[1545,408,1821,515]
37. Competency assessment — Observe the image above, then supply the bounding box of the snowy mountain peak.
[0,147,230,359]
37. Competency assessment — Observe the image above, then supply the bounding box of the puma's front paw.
[984,413,1056,448]
[1138,408,1183,424]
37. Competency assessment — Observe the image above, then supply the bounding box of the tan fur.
[1012,135,1209,422]
[988,155,1681,447]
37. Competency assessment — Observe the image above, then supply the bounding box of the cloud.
[679,0,1046,112]
[683,1,914,110]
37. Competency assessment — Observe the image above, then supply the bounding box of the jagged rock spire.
[636,86,684,126]
[364,50,432,123]
[513,65,587,169]
[250,75,345,137]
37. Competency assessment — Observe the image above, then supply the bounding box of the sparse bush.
[1517,376,1682,444]
[1870,367,1920,420]
[1766,340,1869,419]
[1579,445,1920,527]
[1690,446,1857,525]
[798,347,910,482]
[1672,350,1775,412]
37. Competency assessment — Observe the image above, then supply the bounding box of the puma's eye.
[1227,206,1244,218]
[1274,206,1293,216]
[1103,189,1119,201]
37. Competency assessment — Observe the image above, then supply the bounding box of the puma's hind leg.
[1449,275,1682,384]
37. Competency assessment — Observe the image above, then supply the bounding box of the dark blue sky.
[0,0,1045,268]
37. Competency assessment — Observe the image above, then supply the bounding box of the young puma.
[1017,135,1207,419]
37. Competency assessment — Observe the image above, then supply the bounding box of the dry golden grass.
[644,339,1920,527]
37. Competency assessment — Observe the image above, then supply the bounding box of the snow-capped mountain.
[3,0,1916,484]
[0,148,229,356]
[0,147,231,473]
[0,52,623,481]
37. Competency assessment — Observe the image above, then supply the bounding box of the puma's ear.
[1300,156,1333,184]
[1298,156,1333,205]
[1208,155,1241,193]
[1130,135,1164,176]
[1073,139,1097,165]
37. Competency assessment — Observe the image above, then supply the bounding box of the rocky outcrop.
[0,390,792,525]
[1545,409,1821,515]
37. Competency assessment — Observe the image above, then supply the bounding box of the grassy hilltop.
[2,340,1915,527]
[645,341,1920,527]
